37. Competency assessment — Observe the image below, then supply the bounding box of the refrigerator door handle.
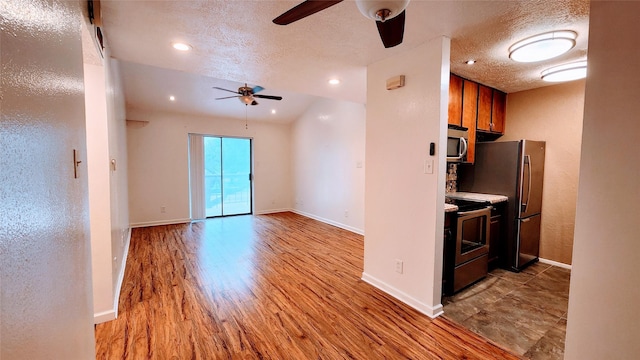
[522,155,531,214]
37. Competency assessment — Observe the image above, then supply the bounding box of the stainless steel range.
[443,198,492,295]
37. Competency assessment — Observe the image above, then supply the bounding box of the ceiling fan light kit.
[356,0,409,21]
[509,30,577,63]
[273,0,409,48]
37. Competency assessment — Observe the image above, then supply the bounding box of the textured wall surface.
[291,98,366,234]
[565,2,640,358]
[501,80,585,265]
[126,108,292,226]
[363,36,450,317]
[0,0,95,358]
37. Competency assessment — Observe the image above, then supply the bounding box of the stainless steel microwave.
[447,126,469,162]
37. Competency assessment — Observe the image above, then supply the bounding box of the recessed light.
[169,95,175,101]
[271,109,276,114]
[541,61,587,82]
[172,42,192,51]
[509,30,577,63]
[466,60,476,65]
[328,79,340,85]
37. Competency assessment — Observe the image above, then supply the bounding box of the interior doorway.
[202,136,253,217]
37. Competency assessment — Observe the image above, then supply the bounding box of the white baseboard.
[361,272,444,319]
[291,209,364,236]
[113,227,131,318]
[130,218,191,228]
[254,208,290,215]
[94,309,116,324]
[539,257,572,270]
[94,227,131,324]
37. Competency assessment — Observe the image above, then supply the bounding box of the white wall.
[291,98,366,234]
[82,20,130,323]
[501,80,585,265]
[127,109,292,226]
[363,36,450,318]
[1,0,95,357]
[105,58,130,303]
[564,2,640,358]
[84,61,115,321]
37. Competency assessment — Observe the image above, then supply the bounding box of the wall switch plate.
[424,159,434,174]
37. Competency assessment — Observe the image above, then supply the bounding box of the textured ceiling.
[100,0,590,122]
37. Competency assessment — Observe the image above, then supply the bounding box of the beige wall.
[127,109,292,226]
[363,36,450,317]
[565,2,640,358]
[291,98,366,234]
[500,80,585,265]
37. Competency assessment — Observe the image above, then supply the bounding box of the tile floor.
[442,263,571,359]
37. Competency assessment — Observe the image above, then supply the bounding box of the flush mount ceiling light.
[541,60,587,82]
[328,79,340,85]
[172,42,192,51]
[509,30,577,63]
[169,95,175,101]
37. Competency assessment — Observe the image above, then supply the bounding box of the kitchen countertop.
[446,192,509,204]
[445,203,458,213]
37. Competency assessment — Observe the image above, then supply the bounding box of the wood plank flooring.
[95,212,520,359]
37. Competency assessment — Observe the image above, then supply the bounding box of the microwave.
[447,126,469,162]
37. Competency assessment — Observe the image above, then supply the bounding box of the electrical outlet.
[395,259,403,274]
[344,210,349,218]
[160,206,166,213]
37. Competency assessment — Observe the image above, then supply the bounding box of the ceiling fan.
[273,0,410,48]
[214,84,283,106]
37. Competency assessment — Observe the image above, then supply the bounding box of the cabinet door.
[448,74,463,126]
[477,85,493,132]
[491,90,506,134]
[462,80,478,163]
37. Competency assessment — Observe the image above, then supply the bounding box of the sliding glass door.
[204,137,252,217]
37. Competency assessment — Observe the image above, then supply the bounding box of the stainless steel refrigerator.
[458,140,545,272]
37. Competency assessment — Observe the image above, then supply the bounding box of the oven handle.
[457,206,491,218]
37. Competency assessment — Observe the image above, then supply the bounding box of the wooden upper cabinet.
[462,80,478,163]
[477,85,493,132]
[491,90,506,134]
[448,74,463,126]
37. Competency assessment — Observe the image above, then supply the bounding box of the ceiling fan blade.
[213,86,240,94]
[273,0,343,25]
[253,94,283,101]
[215,95,241,100]
[251,100,259,106]
[376,10,405,48]
[252,85,265,94]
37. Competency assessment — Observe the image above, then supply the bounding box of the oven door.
[455,207,491,265]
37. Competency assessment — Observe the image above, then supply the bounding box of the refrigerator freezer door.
[519,141,545,218]
[516,214,541,269]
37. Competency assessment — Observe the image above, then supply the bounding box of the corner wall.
[500,80,585,265]
[126,109,292,226]
[565,2,640,358]
[82,25,130,323]
[363,36,450,317]
[290,98,366,234]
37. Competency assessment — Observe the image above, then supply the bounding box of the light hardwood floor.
[95,212,520,359]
